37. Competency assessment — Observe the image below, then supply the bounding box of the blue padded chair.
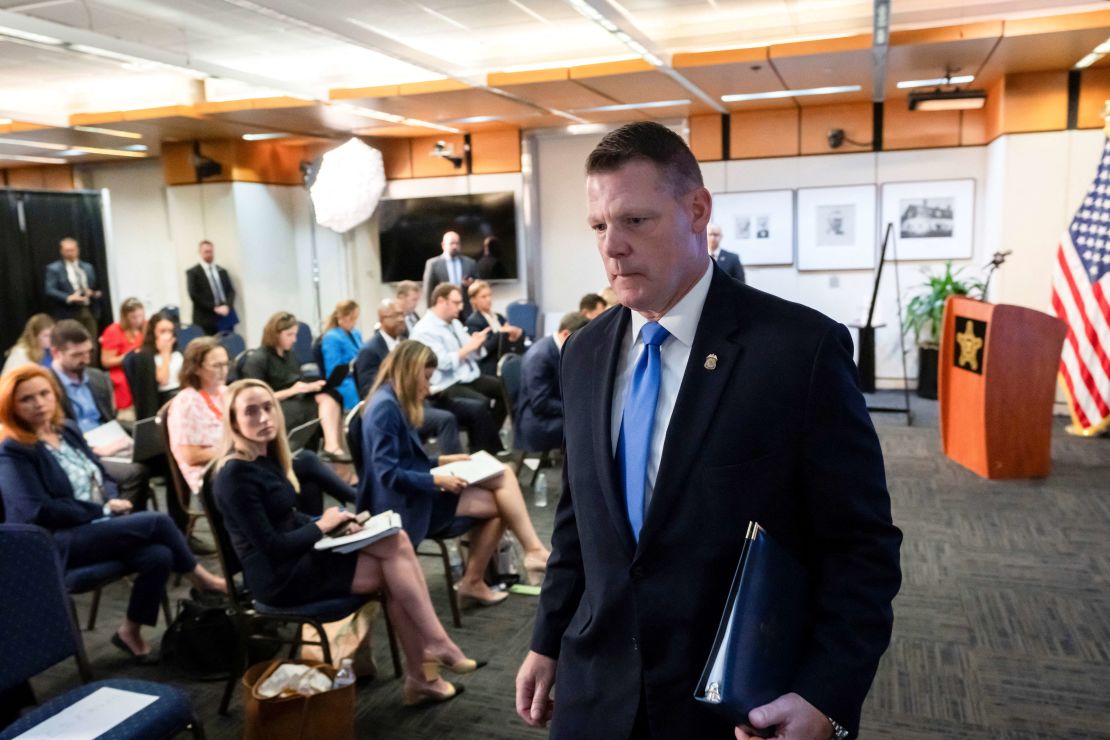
[175,324,205,350]
[121,351,140,395]
[349,403,466,628]
[197,469,401,715]
[216,332,246,370]
[293,322,315,366]
[0,524,205,740]
[506,301,539,340]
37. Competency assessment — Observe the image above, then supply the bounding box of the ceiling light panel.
[722,85,862,102]
[896,75,974,89]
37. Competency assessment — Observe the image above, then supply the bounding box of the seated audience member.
[0,366,225,663]
[130,312,184,421]
[49,320,153,511]
[355,300,462,454]
[517,312,589,451]
[360,341,549,606]
[396,280,422,335]
[599,286,619,307]
[2,314,54,376]
[411,284,506,453]
[213,379,482,706]
[320,300,362,412]
[242,311,346,460]
[464,280,524,377]
[476,235,508,280]
[99,297,146,413]
[578,292,607,320]
[168,338,229,496]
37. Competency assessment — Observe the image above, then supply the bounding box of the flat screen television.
[378,192,518,283]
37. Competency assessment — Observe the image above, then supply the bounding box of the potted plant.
[904,261,985,399]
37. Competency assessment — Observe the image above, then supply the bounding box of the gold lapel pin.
[704,353,718,370]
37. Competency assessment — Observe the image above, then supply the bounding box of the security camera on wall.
[430,140,464,169]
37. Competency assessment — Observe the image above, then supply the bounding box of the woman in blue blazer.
[358,340,549,607]
[320,300,363,412]
[0,365,225,663]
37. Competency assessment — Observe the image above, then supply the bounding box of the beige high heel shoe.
[402,677,464,707]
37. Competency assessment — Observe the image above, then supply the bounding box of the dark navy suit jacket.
[714,248,745,284]
[354,330,391,401]
[44,260,101,319]
[516,335,563,451]
[0,422,119,564]
[532,265,901,739]
[357,385,441,544]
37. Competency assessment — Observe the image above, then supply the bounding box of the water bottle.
[447,540,464,581]
[332,658,356,689]
[534,471,548,508]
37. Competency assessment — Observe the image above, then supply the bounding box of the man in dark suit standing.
[49,320,153,512]
[44,237,102,342]
[708,223,745,284]
[185,240,236,335]
[421,231,478,317]
[354,299,463,454]
[515,123,901,740]
[516,312,588,452]
[464,280,524,376]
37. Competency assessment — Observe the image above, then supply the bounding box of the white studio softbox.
[309,138,386,234]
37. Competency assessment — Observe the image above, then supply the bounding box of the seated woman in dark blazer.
[0,365,225,662]
[213,378,481,706]
[241,311,347,461]
[360,340,549,607]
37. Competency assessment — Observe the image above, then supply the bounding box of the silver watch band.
[827,716,849,740]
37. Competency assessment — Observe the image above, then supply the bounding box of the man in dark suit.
[464,280,524,376]
[395,280,422,335]
[515,123,901,740]
[516,312,588,452]
[421,231,478,317]
[44,237,102,342]
[354,299,463,454]
[185,240,236,335]
[49,320,152,512]
[708,223,746,284]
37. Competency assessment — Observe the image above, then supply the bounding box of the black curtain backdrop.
[0,189,111,353]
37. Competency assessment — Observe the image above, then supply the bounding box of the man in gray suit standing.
[43,237,102,342]
[708,223,746,284]
[421,231,478,318]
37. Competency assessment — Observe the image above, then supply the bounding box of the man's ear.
[688,187,712,234]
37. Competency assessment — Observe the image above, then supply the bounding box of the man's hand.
[463,327,490,354]
[106,499,133,515]
[515,651,556,728]
[735,693,833,740]
[67,291,85,304]
[214,305,230,316]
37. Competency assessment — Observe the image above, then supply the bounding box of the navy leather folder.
[694,522,810,734]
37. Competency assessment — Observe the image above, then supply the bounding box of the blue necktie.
[618,322,670,542]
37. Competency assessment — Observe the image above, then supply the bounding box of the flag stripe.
[1051,288,1110,415]
[1053,249,1110,391]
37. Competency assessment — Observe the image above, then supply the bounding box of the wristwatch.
[827,716,849,740]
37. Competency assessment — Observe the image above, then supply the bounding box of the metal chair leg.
[87,587,102,631]
[380,597,402,678]
[438,540,462,628]
[161,594,172,626]
[189,715,207,740]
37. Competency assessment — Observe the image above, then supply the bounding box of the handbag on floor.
[242,659,355,740]
[161,591,238,680]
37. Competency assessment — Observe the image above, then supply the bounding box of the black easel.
[855,222,913,424]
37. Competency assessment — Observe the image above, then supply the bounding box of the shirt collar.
[52,365,86,388]
[628,259,714,350]
[381,331,399,350]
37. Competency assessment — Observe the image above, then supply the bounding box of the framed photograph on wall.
[797,185,877,270]
[711,189,794,266]
[881,179,975,261]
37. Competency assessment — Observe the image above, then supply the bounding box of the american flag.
[1051,138,1110,436]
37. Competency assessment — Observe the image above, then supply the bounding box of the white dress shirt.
[381,331,399,352]
[65,260,87,292]
[411,312,485,394]
[481,311,502,332]
[610,260,713,510]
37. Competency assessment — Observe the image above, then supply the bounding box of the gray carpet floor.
[24,394,1110,738]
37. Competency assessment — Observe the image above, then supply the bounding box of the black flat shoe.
[319,450,353,464]
[111,633,158,665]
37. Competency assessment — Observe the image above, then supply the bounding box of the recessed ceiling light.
[0,153,68,164]
[0,26,63,45]
[908,89,986,111]
[572,99,691,113]
[60,150,88,156]
[0,118,11,125]
[1075,52,1103,70]
[122,144,149,152]
[242,132,290,141]
[896,75,974,89]
[73,125,143,139]
[445,115,503,124]
[721,85,861,102]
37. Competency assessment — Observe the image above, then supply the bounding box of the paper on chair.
[13,686,159,740]
[430,450,505,485]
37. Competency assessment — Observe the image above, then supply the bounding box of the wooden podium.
[938,296,1067,479]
